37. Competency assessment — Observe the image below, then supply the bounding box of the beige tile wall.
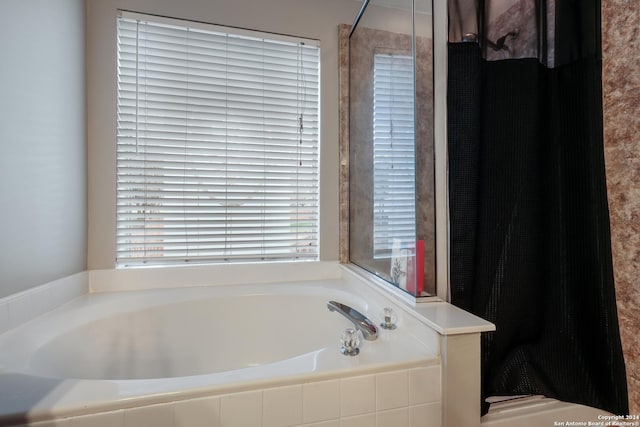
[602,0,640,415]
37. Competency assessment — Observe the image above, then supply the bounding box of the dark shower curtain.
[447,0,628,416]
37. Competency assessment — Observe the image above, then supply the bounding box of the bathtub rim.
[0,261,495,338]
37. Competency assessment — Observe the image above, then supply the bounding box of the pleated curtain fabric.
[447,0,629,416]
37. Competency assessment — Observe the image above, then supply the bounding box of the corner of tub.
[337,262,496,427]
[0,271,89,334]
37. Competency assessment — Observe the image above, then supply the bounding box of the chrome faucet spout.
[327,300,378,341]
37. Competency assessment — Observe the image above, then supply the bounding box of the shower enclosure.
[341,0,447,300]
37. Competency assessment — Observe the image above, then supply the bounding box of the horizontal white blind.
[372,54,416,257]
[116,13,320,266]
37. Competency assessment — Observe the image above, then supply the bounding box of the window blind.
[116,12,320,266]
[372,53,416,257]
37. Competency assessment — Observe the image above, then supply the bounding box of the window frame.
[115,11,321,267]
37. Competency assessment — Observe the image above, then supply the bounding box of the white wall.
[86,0,363,269]
[0,0,87,298]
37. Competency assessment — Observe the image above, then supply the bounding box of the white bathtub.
[0,276,440,425]
[481,396,618,426]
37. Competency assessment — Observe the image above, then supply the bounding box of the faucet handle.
[340,328,360,356]
[380,307,397,330]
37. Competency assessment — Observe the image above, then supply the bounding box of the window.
[116,12,320,266]
[372,53,416,257]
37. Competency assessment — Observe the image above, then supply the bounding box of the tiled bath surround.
[13,366,441,427]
